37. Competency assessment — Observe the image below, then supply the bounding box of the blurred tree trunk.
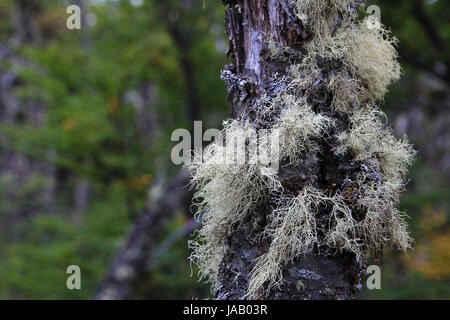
[96,0,205,299]
[215,0,365,300]
[154,0,200,122]
[96,170,192,300]
[0,1,55,238]
[13,0,41,44]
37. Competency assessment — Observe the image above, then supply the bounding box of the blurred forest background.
[0,0,448,299]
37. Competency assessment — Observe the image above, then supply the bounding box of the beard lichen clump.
[245,187,331,298]
[275,96,334,162]
[291,0,363,43]
[187,103,330,289]
[334,105,415,253]
[327,22,402,110]
[188,0,415,299]
[293,18,402,113]
[187,120,280,288]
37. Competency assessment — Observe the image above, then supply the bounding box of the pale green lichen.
[327,22,402,108]
[187,120,282,288]
[331,105,415,256]
[274,95,334,162]
[245,187,324,299]
[291,0,364,42]
[335,106,415,188]
[288,20,401,113]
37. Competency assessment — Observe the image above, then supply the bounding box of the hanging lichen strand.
[187,0,415,299]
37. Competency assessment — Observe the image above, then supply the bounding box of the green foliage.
[0,188,131,299]
[0,0,224,299]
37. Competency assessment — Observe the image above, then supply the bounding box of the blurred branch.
[95,170,193,300]
[412,0,445,52]
[0,42,45,77]
[154,0,200,122]
[150,217,200,262]
[0,43,27,65]
[404,0,450,84]
[75,0,92,49]
[13,0,41,45]
[400,51,450,84]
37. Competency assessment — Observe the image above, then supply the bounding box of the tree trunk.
[214,0,365,300]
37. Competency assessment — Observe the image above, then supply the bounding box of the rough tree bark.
[215,0,366,300]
